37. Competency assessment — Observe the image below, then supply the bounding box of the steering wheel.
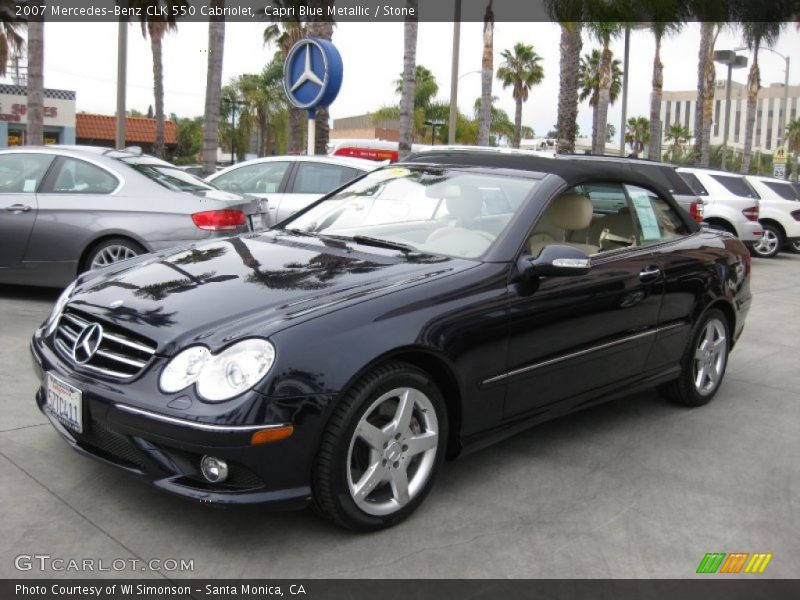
[222,181,244,193]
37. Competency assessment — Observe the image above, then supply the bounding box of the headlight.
[45,281,77,336]
[159,339,276,402]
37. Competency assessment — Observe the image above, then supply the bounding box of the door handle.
[639,265,662,283]
[4,204,32,213]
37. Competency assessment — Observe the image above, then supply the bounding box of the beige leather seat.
[529,192,598,257]
[588,208,638,251]
[426,187,495,257]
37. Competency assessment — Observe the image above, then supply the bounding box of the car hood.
[66,233,476,354]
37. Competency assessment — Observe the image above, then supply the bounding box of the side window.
[213,161,289,194]
[678,172,708,196]
[292,162,359,195]
[625,185,690,244]
[710,174,759,199]
[0,153,54,193]
[528,183,638,257]
[50,158,118,194]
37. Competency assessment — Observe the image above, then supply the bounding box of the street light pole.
[721,63,733,169]
[115,22,127,150]
[448,0,461,145]
[619,26,630,157]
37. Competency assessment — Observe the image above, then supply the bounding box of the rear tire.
[83,237,145,272]
[659,309,730,407]
[750,223,783,258]
[312,361,447,531]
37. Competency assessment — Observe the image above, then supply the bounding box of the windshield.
[127,162,218,192]
[280,166,538,259]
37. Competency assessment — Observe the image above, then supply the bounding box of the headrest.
[548,193,593,231]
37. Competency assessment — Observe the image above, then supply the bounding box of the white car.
[207,155,376,225]
[745,175,800,256]
[677,167,763,247]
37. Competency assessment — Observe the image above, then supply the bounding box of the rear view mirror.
[517,245,591,280]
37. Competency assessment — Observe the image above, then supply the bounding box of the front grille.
[75,419,147,470]
[54,310,157,380]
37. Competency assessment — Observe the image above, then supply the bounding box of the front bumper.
[30,338,317,509]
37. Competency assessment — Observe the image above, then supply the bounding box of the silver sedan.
[0,146,267,287]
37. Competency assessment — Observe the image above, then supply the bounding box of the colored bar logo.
[696,553,773,574]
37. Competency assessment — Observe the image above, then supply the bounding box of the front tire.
[750,224,783,258]
[659,309,730,407]
[312,361,447,531]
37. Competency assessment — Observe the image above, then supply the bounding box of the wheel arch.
[699,298,737,348]
[703,216,736,235]
[338,347,463,459]
[758,218,786,240]
[78,232,150,273]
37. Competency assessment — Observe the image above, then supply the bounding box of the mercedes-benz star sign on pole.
[283,38,343,156]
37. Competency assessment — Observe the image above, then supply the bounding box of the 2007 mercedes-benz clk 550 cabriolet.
[30,151,752,531]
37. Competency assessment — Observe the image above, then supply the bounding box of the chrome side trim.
[115,403,291,433]
[482,322,688,386]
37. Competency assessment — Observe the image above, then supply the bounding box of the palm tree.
[665,122,691,162]
[648,19,684,160]
[625,116,650,155]
[586,22,623,154]
[395,65,439,110]
[740,21,783,174]
[497,42,544,149]
[477,0,494,147]
[399,0,418,158]
[784,118,800,182]
[0,6,25,77]
[25,19,43,146]
[474,96,515,143]
[202,1,225,176]
[578,49,622,152]
[693,23,721,167]
[546,0,584,153]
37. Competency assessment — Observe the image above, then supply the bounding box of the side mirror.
[517,245,591,280]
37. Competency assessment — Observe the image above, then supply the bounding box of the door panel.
[501,182,664,419]
[0,153,53,268]
[502,253,664,419]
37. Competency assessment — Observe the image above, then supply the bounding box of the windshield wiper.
[350,235,416,253]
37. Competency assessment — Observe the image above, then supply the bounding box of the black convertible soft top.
[402,149,676,199]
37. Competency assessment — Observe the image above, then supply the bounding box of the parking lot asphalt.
[1,253,798,580]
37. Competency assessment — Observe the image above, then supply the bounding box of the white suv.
[745,175,800,256]
[677,167,763,248]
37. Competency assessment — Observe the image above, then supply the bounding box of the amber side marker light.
[251,425,294,445]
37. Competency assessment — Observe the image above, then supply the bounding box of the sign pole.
[307,110,316,156]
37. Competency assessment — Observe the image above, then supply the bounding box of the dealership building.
[0,83,77,146]
[0,83,177,153]
[660,80,800,151]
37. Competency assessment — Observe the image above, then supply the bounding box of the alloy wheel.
[90,244,140,269]
[693,317,728,396]
[346,387,439,516]
[752,228,780,257]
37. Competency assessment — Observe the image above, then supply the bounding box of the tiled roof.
[75,113,177,144]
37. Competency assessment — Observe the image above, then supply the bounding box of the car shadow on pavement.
[0,284,61,302]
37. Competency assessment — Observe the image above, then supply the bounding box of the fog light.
[200,455,228,483]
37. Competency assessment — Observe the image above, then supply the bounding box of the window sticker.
[631,194,662,241]
[23,179,37,192]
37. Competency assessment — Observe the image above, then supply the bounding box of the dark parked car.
[30,151,751,531]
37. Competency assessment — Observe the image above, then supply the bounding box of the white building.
[660,80,800,152]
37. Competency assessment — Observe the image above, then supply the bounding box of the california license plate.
[250,213,266,231]
[45,373,83,434]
